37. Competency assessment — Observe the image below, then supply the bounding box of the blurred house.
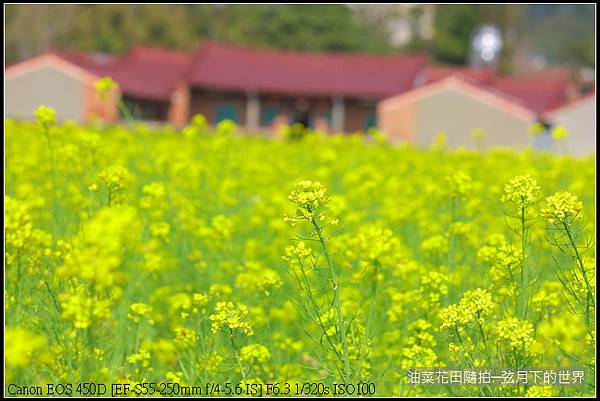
[5,41,427,133]
[5,41,594,155]
[377,74,537,149]
[185,41,426,133]
[95,46,193,126]
[545,92,596,157]
[377,69,594,154]
[5,52,119,122]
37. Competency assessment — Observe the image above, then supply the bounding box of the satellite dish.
[469,25,503,68]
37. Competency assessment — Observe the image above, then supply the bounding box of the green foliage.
[5,4,393,64]
[431,5,480,65]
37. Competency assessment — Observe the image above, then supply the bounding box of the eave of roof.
[5,52,102,83]
[545,90,596,116]
[378,74,537,122]
[187,40,428,98]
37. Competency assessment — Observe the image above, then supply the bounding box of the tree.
[5,4,394,64]
[431,5,480,65]
[209,5,392,53]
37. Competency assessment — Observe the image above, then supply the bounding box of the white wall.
[414,87,532,150]
[6,65,85,121]
[550,96,596,157]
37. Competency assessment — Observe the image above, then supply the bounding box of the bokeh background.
[5,4,595,71]
[4,4,597,156]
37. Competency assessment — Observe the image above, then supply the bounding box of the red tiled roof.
[52,47,191,102]
[424,66,497,85]
[103,47,193,102]
[187,41,427,98]
[44,42,571,111]
[52,49,122,76]
[545,89,595,115]
[423,67,570,114]
[488,76,569,114]
[378,74,537,121]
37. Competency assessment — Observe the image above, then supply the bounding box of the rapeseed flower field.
[4,104,596,397]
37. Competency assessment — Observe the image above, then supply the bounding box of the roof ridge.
[131,45,192,58]
[200,39,427,61]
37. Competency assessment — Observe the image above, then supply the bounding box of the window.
[214,103,240,124]
[325,109,333,125]
[260,106,279,126]
[365,111,377,131]
[121,97,168,121]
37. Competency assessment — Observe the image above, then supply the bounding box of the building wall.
[190,89,248,125]
[550,96,596,157]
[190,89,379,134]
[377,98,417,141]
[258,95,294,134]
[380,87,532,149]
[83,82,119,123]
[6,65,85,121]
[345,100,376,133]
[168,83,190,127]
[415,88,531,149]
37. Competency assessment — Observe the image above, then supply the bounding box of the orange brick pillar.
[168,83,190,127]
[83,79,119,123]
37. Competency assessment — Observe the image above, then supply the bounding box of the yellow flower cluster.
[98,165,131,197]
[525,386,557,397]
[209,301,254,336]
[95,76,119,100]
[282,241,314,272]
[344,223,404,268]
[489,244,522,284]
[127,347,151,367]
[528,122,546,135]
[440,288,494,330]
[128,303,154,324]
[173,326,197,348]
[236,261,283,296]
[34,104,56,127]
[496,317,535,349]
[444,171,473,200]
[285,180,330,224]
[240,343,271,364]
[535,313,585,355]
[5,196,51,267]
[500,174,541,209]
[216,119,237,135]
[551,126,569,141]
[5,327,47,368]
[421,234,449,257]
[541,192,583,224]
[59,289,111,329]
[57,206,139,291]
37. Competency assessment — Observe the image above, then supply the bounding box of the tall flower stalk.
[284,180,351,383]
[542,192,595,335]
[500,174,541,318]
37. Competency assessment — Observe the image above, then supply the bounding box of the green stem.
[366,260,379,339]
[118,99,135,123]
[311,218,351,383]
[43,124,61,232]
[454,325,463,344]
[228,330,246,381]
[476,313,487,348]
[562,221,594,330]
[519,206,527,319]
[296,258,343,361]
